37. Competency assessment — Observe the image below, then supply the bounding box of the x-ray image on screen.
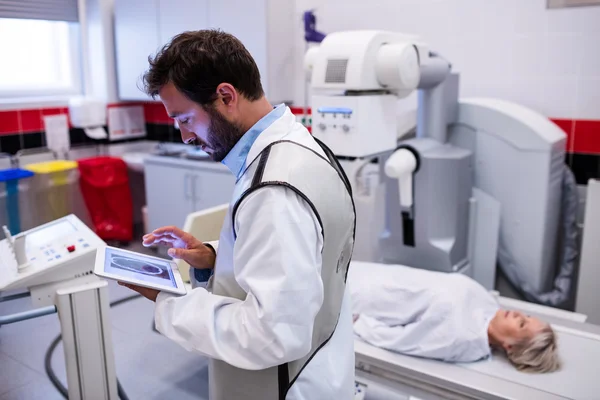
[104,248,176,288]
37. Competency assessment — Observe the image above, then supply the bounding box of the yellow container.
[24,160,78,185]
[22,160,81,227]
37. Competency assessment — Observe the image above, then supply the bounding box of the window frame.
[0,20,83,102]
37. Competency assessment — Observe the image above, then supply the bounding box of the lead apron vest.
[210,139,356,400]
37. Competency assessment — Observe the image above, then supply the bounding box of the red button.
[67,245,76,253]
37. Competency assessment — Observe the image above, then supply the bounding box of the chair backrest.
[15,148,56,167]
[177,203,228,282]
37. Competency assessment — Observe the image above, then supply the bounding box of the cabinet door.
[145,162,196,231]
[114,0,160,100]
[208,0,268,92]
[158,0,209,46]
[190,167,235,213]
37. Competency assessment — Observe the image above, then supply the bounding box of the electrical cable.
[44,294,142,399]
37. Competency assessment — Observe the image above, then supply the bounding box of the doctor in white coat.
[119,30,356,400]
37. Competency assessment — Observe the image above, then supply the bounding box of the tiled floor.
[0,241,210,400]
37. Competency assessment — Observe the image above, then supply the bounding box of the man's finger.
[167,247,191,259]
[151,226,187,238]
[142,234,180,247]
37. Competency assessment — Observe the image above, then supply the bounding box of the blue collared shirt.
[221,103,286,179]
[195,103,285,283]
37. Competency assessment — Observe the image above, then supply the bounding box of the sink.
[121,143,210,172]
[183,147,210,160]
[121,152,150,173]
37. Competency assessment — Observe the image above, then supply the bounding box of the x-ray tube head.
[305,30,425,94]
[376,43,420,97]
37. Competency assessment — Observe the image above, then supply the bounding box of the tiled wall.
[0,107,94,155]
[293,0,600,183]
[0,103,185,157]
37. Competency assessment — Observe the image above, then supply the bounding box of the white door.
[208,0,268,92]
[114,0,160,100]
[158,0,210,46]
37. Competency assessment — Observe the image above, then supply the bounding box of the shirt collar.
[222,103,286,179]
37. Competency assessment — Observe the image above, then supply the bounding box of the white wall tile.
[514,0,549,35]
[546,7,589,34]
[579,33,600,78]
[579,6,600,33]
[508,78,547,114]
[545,33,585,78]
[576,78,600,120]
[480,0,517,36]
[511,34,549,78]
[541,77,579,118]
[446,0,484,36]
[477,33,516,86]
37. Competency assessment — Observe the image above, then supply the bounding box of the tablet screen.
[104,247,177,288]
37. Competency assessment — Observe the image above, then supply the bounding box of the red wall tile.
[551,119,575,152]
[573,120,600,155]
[0,111,19,135]
[552,118,600,155]
[290,106,311,115]
[143,102,171,124]
[41,107,66,117]
[19,109,43,133]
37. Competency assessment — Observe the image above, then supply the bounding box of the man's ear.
[216,83,237,107]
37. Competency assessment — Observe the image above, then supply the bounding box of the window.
[0,18,82,99]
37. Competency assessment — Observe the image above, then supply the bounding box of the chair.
[176,204,228,282]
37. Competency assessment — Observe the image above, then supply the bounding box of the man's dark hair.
[142,29,264,105]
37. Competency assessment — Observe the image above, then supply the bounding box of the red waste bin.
[78,156,133,242]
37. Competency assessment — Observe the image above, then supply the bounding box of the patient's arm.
[353,312,459,362]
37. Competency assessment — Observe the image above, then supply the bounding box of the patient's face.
[492,310,546,349]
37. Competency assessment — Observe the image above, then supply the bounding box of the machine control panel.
[312,94,398,158]
[316,107,355,135]
[0,215,105,291]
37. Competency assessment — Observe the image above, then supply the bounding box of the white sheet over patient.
[348,262,500,363]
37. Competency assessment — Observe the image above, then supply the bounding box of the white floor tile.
[0,352,42,396]
[0,379,65,400]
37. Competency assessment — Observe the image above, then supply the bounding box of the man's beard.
[204,107,245,162]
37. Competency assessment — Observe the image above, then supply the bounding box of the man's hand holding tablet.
[118,281,160,302]
[142,226,216,271]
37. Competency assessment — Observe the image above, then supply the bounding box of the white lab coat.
[348,261,499,363]
[154,109,355,400]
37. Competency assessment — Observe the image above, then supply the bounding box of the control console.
[0,215,105,291]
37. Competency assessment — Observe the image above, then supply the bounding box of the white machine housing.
[0,214,105,301]
[305,30,424,158]
[305,30,423,93]
[450,99,566,293]
[0,215,118,399]
[306,30,568,297]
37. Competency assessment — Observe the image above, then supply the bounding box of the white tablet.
[94,246,187,295]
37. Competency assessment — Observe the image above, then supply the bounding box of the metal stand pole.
[56,280,118,400]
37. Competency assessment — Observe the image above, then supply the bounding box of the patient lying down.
[349,263,560,373]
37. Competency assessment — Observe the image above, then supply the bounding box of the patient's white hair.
[507,324,560,373]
